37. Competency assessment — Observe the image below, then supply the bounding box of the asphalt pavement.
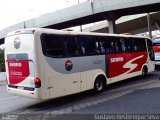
[0,85,40,113]
[0,69,160,120]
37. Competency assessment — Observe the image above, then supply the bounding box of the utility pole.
[78,0,82,32]
[147,13,152,39]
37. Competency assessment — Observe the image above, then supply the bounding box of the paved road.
[0,70,160,120]
[0,85,40,114]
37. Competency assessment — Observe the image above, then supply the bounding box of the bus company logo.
[9,62,22,67]
[111,57,124,63]
[14,37,21,49]
[65,60,73,71]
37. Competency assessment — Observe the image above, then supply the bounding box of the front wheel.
[142,66,148,76]
[94,78,105,93]
[142,68,145,76]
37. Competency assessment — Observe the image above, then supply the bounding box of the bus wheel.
[94,77,105,93]
[142,66,148,76]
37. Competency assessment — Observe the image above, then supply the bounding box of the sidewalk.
[0,72,6,81]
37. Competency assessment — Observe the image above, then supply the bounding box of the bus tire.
[142,66,148,76]
[93,75,106,93]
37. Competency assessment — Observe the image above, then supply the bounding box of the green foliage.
[0,48,5,72]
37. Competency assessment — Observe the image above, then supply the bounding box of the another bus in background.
[153,36,160,65]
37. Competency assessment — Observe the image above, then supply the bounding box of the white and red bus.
[153,36,160,65]
[5,28,155,100]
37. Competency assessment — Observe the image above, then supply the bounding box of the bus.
[5,28,155,100]
[153,36,160,65]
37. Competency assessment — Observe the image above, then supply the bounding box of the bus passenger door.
[80,70,87,92]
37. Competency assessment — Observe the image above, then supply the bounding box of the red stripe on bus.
[107,52,147,78]
[7,60,30,85]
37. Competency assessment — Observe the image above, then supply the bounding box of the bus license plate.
[18,86,24,90]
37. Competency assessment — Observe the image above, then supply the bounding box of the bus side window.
[67,36,79,56]
[41,34,66,57]
[80,42,86,54]
[99,41,105,53]
[97,37,106,54]
[130,38,138,52]
[94,41,100,54]
[105,38,110,53]
[86,37,94,55]
[79,36,100,55]
[114,39,119,53]
[109,41,115,53]
[120,38,126,52]
[137,38,147,51]
[125,40,131,52]
[79,36,86,55]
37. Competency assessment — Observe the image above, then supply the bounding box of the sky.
[0,0,87,30]
[0,0,159,36]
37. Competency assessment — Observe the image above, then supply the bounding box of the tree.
[0,48,5,72]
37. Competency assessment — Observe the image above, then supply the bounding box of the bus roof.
[6,28,151,40]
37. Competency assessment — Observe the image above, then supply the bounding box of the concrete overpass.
[0,0,160,43]
[83,12,160,34]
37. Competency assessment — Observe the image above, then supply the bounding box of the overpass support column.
[147,13,152,39]
[108,20,116,34]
